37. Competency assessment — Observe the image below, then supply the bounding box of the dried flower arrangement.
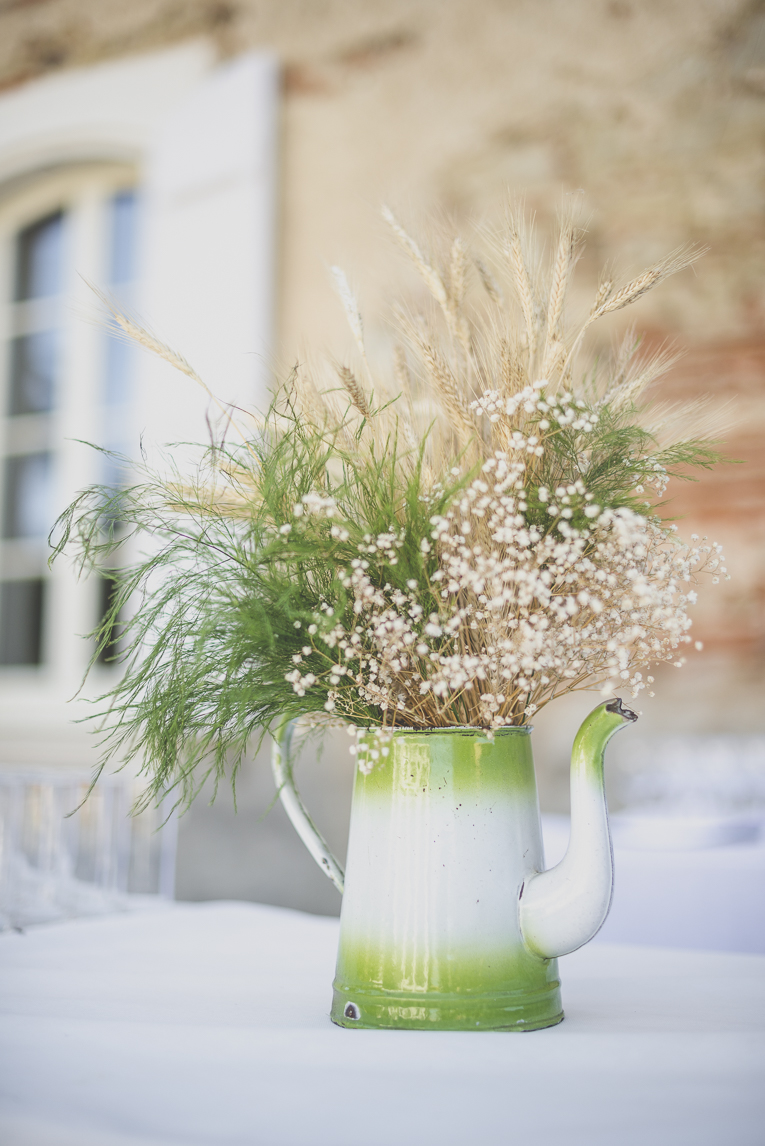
[53,205,726,804]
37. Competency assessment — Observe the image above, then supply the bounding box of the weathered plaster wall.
[1,3,763,338]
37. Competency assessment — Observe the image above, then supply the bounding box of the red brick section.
[654,339,765,655]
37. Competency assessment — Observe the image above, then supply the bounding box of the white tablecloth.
[1,902,764,1146]
[542,815,765,953]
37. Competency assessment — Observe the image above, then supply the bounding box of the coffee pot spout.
[519,698,637,960]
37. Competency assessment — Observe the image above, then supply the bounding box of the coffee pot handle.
[271,719,345,894]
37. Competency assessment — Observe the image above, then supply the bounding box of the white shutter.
[137,52,279,461]
[0,42,214,185]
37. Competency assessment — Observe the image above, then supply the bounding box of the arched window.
[0,45,277,770]
[0,167,139,672]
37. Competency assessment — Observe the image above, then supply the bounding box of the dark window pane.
[15,213,64,301]
[3,453,52,539]
[0,579,45,665]
[8,330,58,414]
[109,191,137,284]
[99,455,128,500]
[96,572,124,665]
[103,191,137,403]
[103,332,134,405]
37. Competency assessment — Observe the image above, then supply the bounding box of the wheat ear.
[590,275,614,316]
[90,285,259,459]
[335,363,372,419]
[564,245,705,377]
[499,335,527,394]
[447,235,473,360]
[504,209,539,376]
[473,256,504,306]
[541,211,581,377]
[393,344,411,393]
[382,206,449,311]
[594,245,704,318]
[330,266,368,362]
[413,331,480,445]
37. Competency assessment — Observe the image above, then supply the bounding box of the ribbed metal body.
[331,728,563,1031]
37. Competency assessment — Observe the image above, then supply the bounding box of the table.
[542,815,765,953]
[1,901,763,1146]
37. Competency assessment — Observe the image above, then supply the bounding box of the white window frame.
[0,164,139,680]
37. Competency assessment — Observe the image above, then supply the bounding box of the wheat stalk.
[498,334,527,395]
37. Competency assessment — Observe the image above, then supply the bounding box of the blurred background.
[0,1,763,944]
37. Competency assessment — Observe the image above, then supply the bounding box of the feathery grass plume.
[608,325,641,389]
[602,342,683,410]
[53,205,730,806]
[641,396,736,449]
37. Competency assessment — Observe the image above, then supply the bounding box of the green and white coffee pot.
[272,698,636,1031]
